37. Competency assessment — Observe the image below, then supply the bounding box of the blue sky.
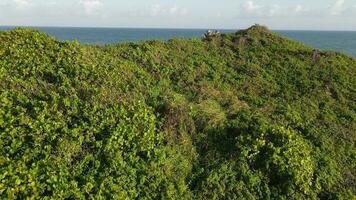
[0,0,356,30]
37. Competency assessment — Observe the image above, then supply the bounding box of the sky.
[0,0,356,30]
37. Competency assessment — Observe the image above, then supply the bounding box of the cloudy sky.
[0,0,356,30]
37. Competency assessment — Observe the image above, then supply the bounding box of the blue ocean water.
[1,26,356,57]
[276,30,356,57]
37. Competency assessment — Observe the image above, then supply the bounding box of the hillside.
[0,25,355,199]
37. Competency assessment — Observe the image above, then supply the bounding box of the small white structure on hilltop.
[203,30,221,40]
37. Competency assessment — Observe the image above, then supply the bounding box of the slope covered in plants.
[0,25,355,199]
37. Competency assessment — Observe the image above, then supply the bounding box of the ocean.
[1,26,356,57]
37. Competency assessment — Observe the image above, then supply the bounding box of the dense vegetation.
[0,25,355,199]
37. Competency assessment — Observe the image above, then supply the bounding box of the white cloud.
[13,0,30,9]
[268,4,280,16]
[80,0,103,15]
[243,1,261,13]
[295,5,303,13]
[150,4,188,17]
[169,5,178,15]
[239,0,352,19]
[151,4,162,16]
[330,0,346,15]
[46,0,59,7]
[240,1,310,17]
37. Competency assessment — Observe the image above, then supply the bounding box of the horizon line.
[1,25,356,32]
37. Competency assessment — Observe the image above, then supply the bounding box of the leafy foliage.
[0,25,355,199]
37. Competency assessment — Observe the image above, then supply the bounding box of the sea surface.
[1,26,356,57]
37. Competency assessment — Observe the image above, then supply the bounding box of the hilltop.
[0,25,355,199]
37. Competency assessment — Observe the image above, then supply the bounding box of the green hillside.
[0,25,355,199]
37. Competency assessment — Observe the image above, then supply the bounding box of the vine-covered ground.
[0,25,355,199]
